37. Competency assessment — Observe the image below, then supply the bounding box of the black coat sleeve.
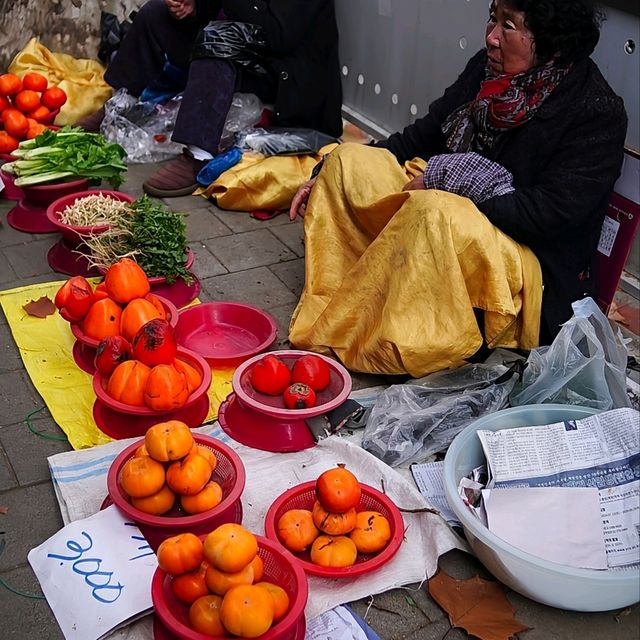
[477,96,628,243]
[221,0,328,54]
[376,50,487,164]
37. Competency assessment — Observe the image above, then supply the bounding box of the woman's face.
[485,0,537,75]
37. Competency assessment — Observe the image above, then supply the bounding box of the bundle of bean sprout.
[59,193,133,227]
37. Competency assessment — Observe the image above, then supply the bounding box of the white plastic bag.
[510,297,630,410]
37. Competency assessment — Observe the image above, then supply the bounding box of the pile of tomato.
[55,258,201,412]
[276,465,392,568]
[119,421,221,516]
[250,353,331,409]
[0,72,67,152]
[158,525,290,638]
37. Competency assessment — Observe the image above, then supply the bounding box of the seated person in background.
[78,0,342,197]
[288,0,627,378]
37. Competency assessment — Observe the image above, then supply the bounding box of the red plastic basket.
[152,535,308,640]
[71,294,179,349]
[93,347,211,417]
[264,481,404,578]
[107,434,245,551]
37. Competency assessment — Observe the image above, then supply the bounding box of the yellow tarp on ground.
[9,38,111,126]
[0,281,233,450]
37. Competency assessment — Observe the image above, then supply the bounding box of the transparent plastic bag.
[361,363,520,467]
[239,127,337,156]
[219,93,264,151]
[510,297,630,410]
[100,89,184,163]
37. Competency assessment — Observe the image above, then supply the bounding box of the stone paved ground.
[0,162,638,639]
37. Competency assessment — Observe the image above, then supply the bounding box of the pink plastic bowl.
[46,189,134,245]
[232,350,352,420]
[93,347,212,417]
[175,302,278,367]
[21,177,90,207]
[107,434,245,551]
[152,535,308,640]
[264,481,404,579]
[71,294,179,349]
[0,166,23,200]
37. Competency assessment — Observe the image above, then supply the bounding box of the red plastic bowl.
[0,167,24,200]
[93,347,212,417]
[46,189,134,245]
[40,108,60,125]
[232,350,352,420]
[264,481,404,578]
[71,294,179,349]
[175,302,278,368]
[107,434,245,551]
[21,177,90,207]
[152,535,308,640]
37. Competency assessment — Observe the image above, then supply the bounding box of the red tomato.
[251,354,291,395]
[283,382,317,409]
[0,95,10,113]
[29,105,51,123]
[0,73,22,96]
[22,72,48,92]
[3,110,29,138]
[171,563,209,604]
[0,131,19,153]
[291,354,331,391]
[13,90,41,114]
[94,335,132,377]
[41,86,67,110]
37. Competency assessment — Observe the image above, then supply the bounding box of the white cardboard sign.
[28,505,157,640]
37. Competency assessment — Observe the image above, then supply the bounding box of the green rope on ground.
[24,406,68,442]
[0,540,45,600]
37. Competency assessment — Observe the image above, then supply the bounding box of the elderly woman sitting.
[288,0,627,378]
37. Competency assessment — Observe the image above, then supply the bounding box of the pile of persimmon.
[0,72,67,152]
[157,525,290,638]
[276,464,392,568]
[250,353,331,409]
[54,259,201,411]
[119,421,222,516]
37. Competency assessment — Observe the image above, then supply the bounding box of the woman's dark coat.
[378,49,628,341]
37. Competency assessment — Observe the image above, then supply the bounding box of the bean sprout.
[59,193,132,227]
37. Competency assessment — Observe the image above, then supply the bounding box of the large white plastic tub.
[443,404,640,611]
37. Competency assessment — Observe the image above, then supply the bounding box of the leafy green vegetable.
[3,127,127,188]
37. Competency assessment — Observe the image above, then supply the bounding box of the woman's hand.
[402,174,426,191]
[289,178,317,220]
[165,0,196,20]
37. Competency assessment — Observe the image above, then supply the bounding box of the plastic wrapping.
[239,127,338,156]
[100,89,184,163]
[361,363,520,467]
[196,147,243,186]
[219,93,264,151]
[510,297,630,410]
[193,21,268,74]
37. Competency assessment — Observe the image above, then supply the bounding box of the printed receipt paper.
[28,505,157,640]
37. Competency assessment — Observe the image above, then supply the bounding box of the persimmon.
[41,86,67,110]
[312,501,357,536]
[255,582,290,622]
[181,480,223,514]
[249,554,264,582]
[132,318,178,367]
[189,444,217,473]
[189,594,226,637]
[205,560,255,596]
[0,73,22,96]
[173,358,203,394]
[157,532,203,576]
[120,297,163,342]
[104,258,150,304]
[95,335,132,377]
[22,72,48,92]
[107,360,151,407]
[29,105,51,123]
[276,509,319,552]
[144,363,189,411]
[145,420,194,462]
[220,585,274,638]
[14,90,41,114]
[310,535,358,568]
[131,483,175,515]
[204,524,258,573]
[134,443,150,457]
[82,298,122,341]
[119,455,165,498]
[315,464,361,513]
[349,511,391,554]
[143,292,167,318]
[0,131,19,153]
[166,453,211,496]
[25,119,46,139]
[171,563,209,604]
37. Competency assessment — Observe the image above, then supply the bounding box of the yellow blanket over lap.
[289,143,543,377]
[0,281,233,450]
[9,38,111,126]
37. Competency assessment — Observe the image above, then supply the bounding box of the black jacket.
[378,50,627,341]
[197,0,342,137]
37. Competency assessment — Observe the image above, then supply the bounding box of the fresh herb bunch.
[3,126,127,188]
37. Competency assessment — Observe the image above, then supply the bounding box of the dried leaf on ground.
[428,570,529,640]
[0,506,8,514]
[23,296,56,318]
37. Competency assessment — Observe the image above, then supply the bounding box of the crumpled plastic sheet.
[239,127,338,156]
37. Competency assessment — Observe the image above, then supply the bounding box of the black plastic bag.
[193,21,268,75]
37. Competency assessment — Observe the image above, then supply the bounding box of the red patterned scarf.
[443,60,571,152]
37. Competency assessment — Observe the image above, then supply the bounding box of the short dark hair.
[508,0,604,64]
